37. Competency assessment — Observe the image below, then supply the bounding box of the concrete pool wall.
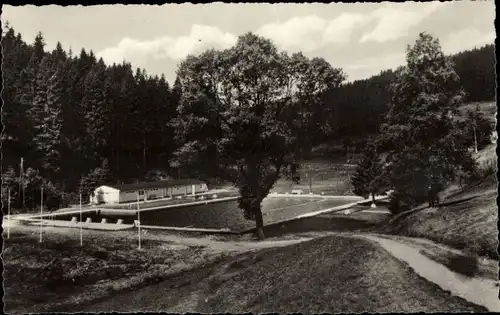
[10,195,388,233]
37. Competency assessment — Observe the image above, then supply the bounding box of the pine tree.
[156,75,175,168]
[33,31,46,63]
[1,166,20,207]
[171,75,183,108]
[97,158,113,185]
[81,60,109,166]
[2,26,34,167]
[377,32,476,213]
[30,56,65,179]
[51,42,67,63]
[351,144,381,199]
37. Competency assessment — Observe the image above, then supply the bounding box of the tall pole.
[137,192,141,249]
[39,186,43,243]
[473,125,478,153]
[19,157,23,209]
[21,157,25,208]
[7,188,11,239]
[79,193,83,246]
[309,173,312,194]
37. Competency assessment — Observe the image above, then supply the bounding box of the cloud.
[256,12,373,52]
[441,28,495,54]
[256,15,328,52]
[345,52,405,72]
[360,2,446,43]
[97,24,237,65]
[342,52,405,82]
[322,12,368,44]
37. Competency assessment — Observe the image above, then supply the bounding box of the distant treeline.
[1,24,496,206]
[320,44,496,149]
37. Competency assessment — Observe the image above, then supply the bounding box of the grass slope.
[2,225,231,314]
[85,235,487,313]
[380,183,497,259]
[200,237,486,313]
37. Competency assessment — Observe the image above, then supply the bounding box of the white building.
[90,179,209,204]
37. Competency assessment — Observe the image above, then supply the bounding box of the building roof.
[105,179,206,192]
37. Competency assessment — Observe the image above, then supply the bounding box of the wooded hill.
[318,43,495,152]
[1,24,495,209]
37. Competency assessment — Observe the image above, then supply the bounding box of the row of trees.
[351,33,495,213]
[1,24,495,236]
[2,25,181,208]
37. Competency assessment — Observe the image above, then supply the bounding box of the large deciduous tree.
[376,32,476,213]
[170,33,345,239]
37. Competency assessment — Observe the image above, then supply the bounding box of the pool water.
[44,198,357,232]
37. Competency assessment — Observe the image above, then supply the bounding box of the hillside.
[311,100,496,160]
[318,44,495,150]
[84,235,485,313]
[2,22,495,214]
[378,144,498,259]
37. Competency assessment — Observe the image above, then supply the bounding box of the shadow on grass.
[245,215,381,238]
[446,253,480,277]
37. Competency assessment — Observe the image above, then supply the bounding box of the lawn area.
[84,235,487,313]
[2,224,233,314]
[271,160,355,195]
[458,101,497,118]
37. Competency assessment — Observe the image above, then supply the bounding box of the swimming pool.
[37,197,359,232]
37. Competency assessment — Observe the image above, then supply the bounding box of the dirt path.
[138,233,319,252]
[353,234,500,312]
[83,229,495,313]
[172,231,499,312]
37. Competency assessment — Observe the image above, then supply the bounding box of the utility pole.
[79,193,83,246]
[473,124,478,153]
[39,185,44,243]
[309,173,312,194]
[19,157,25,209]
[7,188,11,239]
[137,192,141,250]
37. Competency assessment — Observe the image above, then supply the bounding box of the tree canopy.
[1,24,494,213]
[375,32,477,213]
[171,33,346,238]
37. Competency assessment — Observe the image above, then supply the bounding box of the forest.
[1,24,496,210]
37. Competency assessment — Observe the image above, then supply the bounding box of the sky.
[2,2,496,84]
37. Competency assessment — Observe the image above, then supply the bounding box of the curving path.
[351,234,500,312]
[138,231,500,312]
[52,229,498,313]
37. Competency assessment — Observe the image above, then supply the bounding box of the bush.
[388,189,426,214]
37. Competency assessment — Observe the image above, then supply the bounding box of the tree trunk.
[371,192,377,208]
[254,204,265,240]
